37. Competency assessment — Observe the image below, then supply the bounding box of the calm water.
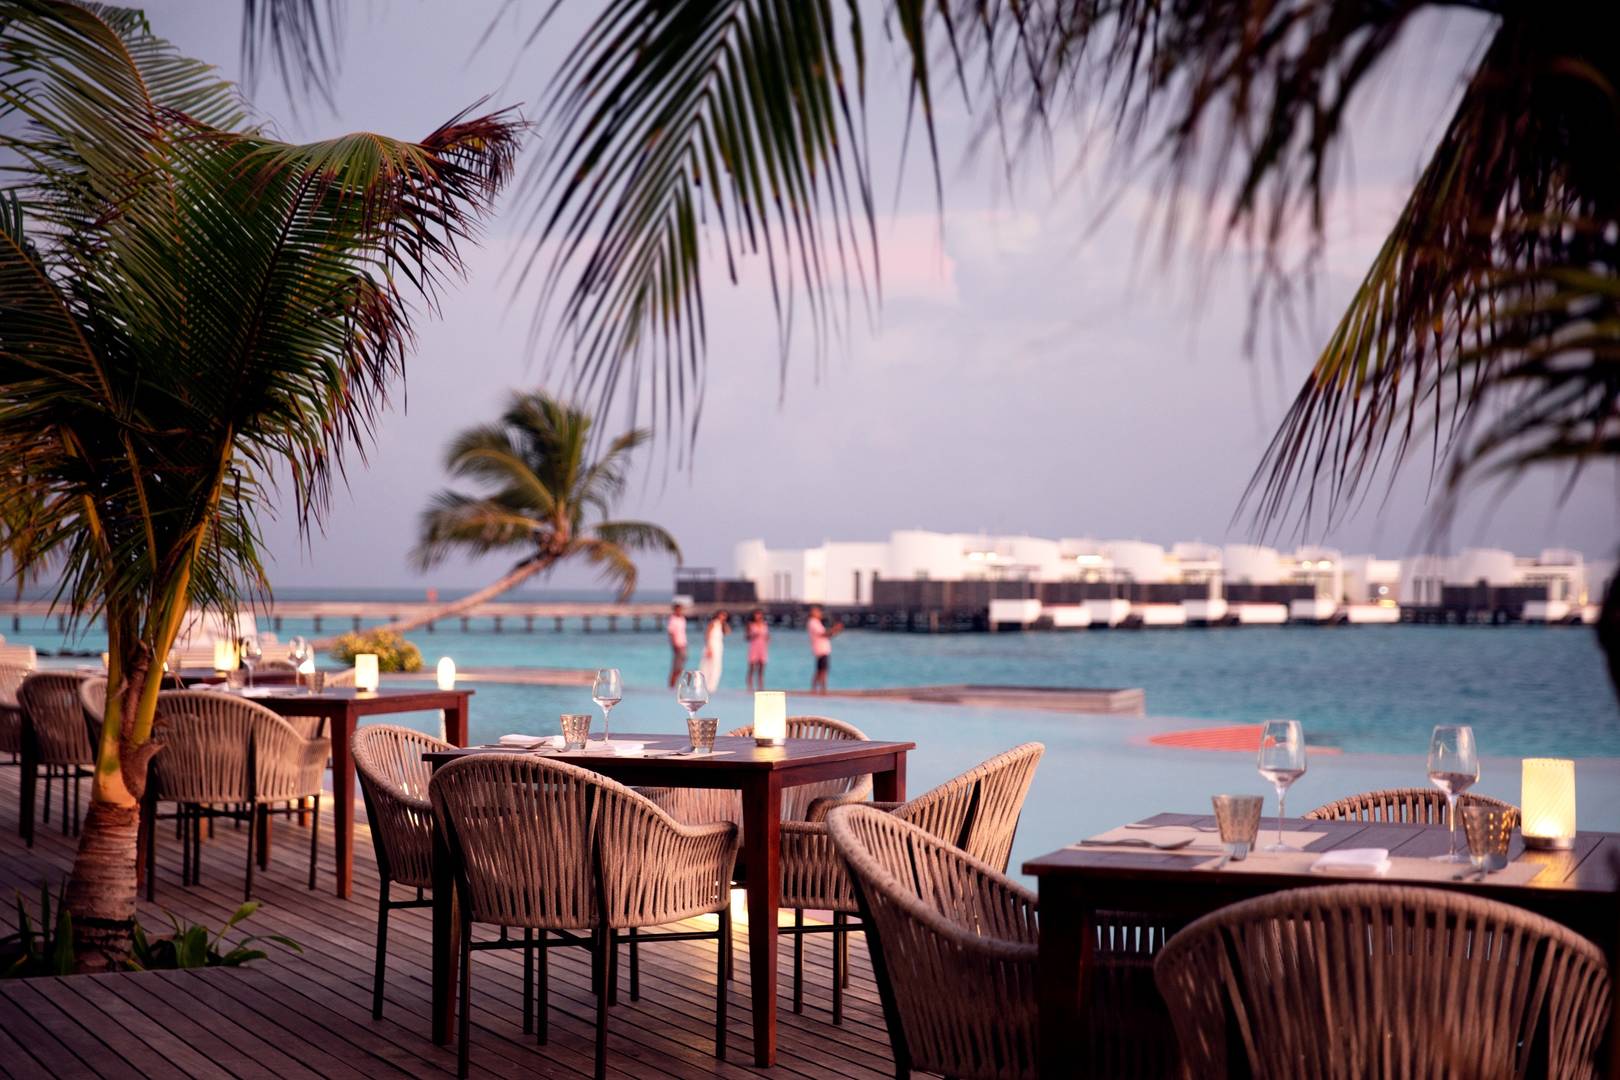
[19,610,1618,756]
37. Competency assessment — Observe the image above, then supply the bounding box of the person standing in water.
[700,610,729,690]
[806,604,843,694]
[745,609,770,690]
[666,601,688,688]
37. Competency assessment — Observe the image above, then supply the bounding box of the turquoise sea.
[18,588,1619,877]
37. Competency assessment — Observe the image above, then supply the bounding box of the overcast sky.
[137,1,1620,594]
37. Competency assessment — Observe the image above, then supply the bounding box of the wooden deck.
[0,763,896,1079]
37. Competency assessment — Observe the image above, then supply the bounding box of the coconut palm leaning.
[378,391,680,635]
[0,0,520,967]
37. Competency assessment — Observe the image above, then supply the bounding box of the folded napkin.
[498,734,563,749]
[1311,848,1391,877]
[237,686,282,699]
[609,741,646,757]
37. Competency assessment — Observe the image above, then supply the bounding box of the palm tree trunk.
[327,559,549,642]
[1598,562,1620,702]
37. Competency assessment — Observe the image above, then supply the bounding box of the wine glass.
[239,635,262,689]
[1256,719,1307,852]
[287,635,310,689]
[1428,724,1479,863]
[676,670,709,727]
[592,668,622,744]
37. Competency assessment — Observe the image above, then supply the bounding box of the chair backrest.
[153,691,312,804]
[430,753,732,930]
[1304,787,1521,828]
[0,659,36,707]
[895,743,1044,872]
[1153,884,1611,1080]
[828,804,1039,1080]
[0,644,38,670]
[735,715,873,820]
[353,724,451,889]
[19,672,93,766]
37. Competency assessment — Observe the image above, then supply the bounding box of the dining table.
[1024,812,1620,1079]
[423,732,915,1068]
[142,685,474,899]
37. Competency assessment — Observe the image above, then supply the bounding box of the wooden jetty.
[0,764,896,1079]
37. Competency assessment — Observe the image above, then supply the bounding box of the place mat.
[1076,825,1326,855]
[1202,850,1545,886]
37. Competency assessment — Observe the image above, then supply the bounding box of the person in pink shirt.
[666,601,688,687]
[745,609,770,690]
[806,604,843,694]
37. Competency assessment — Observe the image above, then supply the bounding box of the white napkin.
[1311,848,1391,877]
[238,686,281,699]
[609,741,646,757]
[498,734,563,749]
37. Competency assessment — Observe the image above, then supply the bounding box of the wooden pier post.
[608,615,618,633]
[583,616,592,633]
[493,616,503,633]
[524,615,534,632]
[459,617,470,632]
[352,615,362,631]
[633,615,641,631]
[313,615,322,632]
[554,616,564,632]
[273,615,283,632]
[426,621,435,632]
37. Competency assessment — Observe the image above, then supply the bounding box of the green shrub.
[327,628,422,672]
[2,889,300,977]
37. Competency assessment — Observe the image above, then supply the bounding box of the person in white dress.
[699,610,729,690]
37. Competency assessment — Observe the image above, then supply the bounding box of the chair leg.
[593,929,610,1080]
[842,924,852,987]
[72,772,82,836]
[457,917,473,1079]
[307,794,320,890]
[607,928,619,1006]
[536,929,549,1044]
[832,912,845,1025]
[715,906,729,1062]
[243,807,256,901]
[792,908,804,1014]
[629,926,639,1002]
[522,929,534,1035]
[372,880,390,1020]
[42,765,51,825]
[143,797,157,902]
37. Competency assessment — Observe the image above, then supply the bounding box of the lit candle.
[213,639,239,672]
[1521,758,1576,850]
[437,656,456,691]
[753,691,787,747]
[354,653,380,693]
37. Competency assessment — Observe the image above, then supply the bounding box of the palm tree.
[379,391,680,635]
[243,2,1619,552]
[0,1,520,966]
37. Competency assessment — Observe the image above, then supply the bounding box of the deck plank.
[0,760,895,1078]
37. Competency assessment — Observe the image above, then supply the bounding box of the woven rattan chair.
[0,659,35,763]
[18,672,93,845]
[1154,883,1612,1079]
[827,803,1039,1079]
[778,741,1044,1023]
[1304,786,1521,828]
[353,723,450,1019]
[638,715,875,1015]
[431,753,738,1080]
[148,691,330,900]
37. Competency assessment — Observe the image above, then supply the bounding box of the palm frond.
[412,492,542,571]
[573,536,640,601]
[592,520,682,561]
[515,0,882,441]
[239,0,343,109]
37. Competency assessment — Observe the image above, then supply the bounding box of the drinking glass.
[592,668,622,744]
[687,717,718,756]
[1428,724,1480,863]
[239,636,262,688]
[560,713,593,751]
[1211,794,1264,861]
[1462,804,1513,871]
[1256,719,1307,852]
[676,670,709,725]
[287,635,310,688]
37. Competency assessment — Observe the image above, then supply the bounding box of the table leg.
[741,773,783,1068]
[430,762,459,1046]
[1037,880,1091,1079]
[19,732,35,847]
[872,752,907,802]
[442,697,469,746]
[329,705,357,898]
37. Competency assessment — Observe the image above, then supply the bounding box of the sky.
[133,1,1620,594]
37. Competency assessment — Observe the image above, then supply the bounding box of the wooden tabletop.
[1024,811,1620,897]
[425,733,915,774]
[235,686,475,709]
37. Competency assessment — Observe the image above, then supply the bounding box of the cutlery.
[1212,852,1234,870]
[1125,823,1219,833]
[1452,865,1486,882]
[1081,837,1197,851]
